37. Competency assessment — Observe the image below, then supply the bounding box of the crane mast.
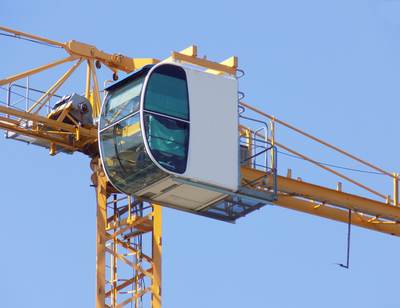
[1,26,399,307]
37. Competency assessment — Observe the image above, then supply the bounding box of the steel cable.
[0,32,63,49]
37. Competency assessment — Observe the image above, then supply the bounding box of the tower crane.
[1,25,399,308]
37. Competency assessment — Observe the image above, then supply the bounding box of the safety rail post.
[6,83,11,109]
[394,173,399,206]
[6,82,12,122]
[239,126,253,168]
[253,127,268,171]
[25,76,29,111]
[270,118,276,172]
[272,145,278,198]
[269,118,278,198]
[4,83,12,138]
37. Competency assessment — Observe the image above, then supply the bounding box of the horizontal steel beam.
[0,105,97,138]
[275,195,400,236]
[0,120,75,150]
[241,166,400,223]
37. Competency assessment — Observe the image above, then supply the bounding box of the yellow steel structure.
[91,158,162,308]
[0,26,399,307]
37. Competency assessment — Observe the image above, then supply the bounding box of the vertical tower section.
[93,158,162,308]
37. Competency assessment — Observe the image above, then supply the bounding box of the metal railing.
[240,101,399,206]
[1,78,62,141]
[239,107,278,201]
[4,78,60,114]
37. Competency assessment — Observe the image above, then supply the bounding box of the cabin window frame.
[141,64,190,175]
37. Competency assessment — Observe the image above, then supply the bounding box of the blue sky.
[1,1,399,307]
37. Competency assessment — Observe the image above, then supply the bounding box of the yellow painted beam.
[0,56,76,86]
[88,59,101,118]
[205,56,238,75]
[275,195,400,236]
[0,123,74,151]
[96,168,108,308]
[170,51,237,75]
[179,45,198,57]
[0,105,97,138]
[152,204,162,308]
[65,40,159,73]
[0,26,159,75]
[241,166,400,222]
[28,59,84,114]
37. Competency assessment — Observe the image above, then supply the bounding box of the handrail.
[239,121,392,203]
[239,113,270,171]
[240,101,394,178]
[273,140,388,201]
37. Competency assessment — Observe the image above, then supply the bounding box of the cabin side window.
[100,76,145,129]
[143,64,190,174]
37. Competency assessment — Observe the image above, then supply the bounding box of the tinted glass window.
[100,76,144,129]
[144,65,189,120]
[99,113,167,194]
[144,113,189,173]
[143,64,190,174]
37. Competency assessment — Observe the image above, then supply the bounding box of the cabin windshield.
[99,68,167,195]
[143,64,190,174]
[99,64,190,194]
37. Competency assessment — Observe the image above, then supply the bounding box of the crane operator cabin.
[99,62,275,221]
